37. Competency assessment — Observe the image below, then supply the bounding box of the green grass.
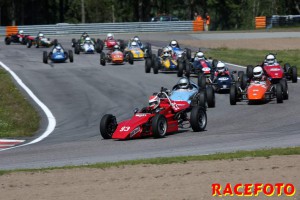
[0,68,40,138]
[0,146,299,175]
[207,48,300,75]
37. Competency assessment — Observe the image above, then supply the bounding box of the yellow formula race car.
[124,39,152,59]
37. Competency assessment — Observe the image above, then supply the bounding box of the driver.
[106,33,114,40]
[214,62,230,76]
[193,51,210,70]
[133,36,142,47]
[84,37,94,45]
[263,54,278,66]
[80,32,89,43]
[162,47,171,58]
[252,66,266,82]
[130,41,138,48]
[170,40,180,48]
[175,77,192,90]
[18,30,24,36]
[53,45,63,53]
[113,44,120,51]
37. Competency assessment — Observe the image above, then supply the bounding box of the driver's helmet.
[55,46,62,52]
[131,41,138,48]
[113,44,120,51]
[85,37,91,43]
[133,36,140,42]
[253,66,263,78]
[217,62,226,73]
[266,54,275,65]
[196,51,204,59]
[82,32,88,38]
[170,40,178,48]
[149,95,160,110]
[18,30,24,35]
[38,33,44,37]
[107,33,114,40]
[163,47,170,57]
[177,77,189,89]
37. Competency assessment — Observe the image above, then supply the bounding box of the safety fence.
[0,21,201,36]
[256,15,300,29]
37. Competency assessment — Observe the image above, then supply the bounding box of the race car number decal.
[120,126,130,132]
[172,103,180,111]
[202,67,210,72]
[270,68,281,71]
[218,77,229,81]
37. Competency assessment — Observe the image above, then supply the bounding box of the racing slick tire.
[206,86,215,108]
[26,40,32,48]
[246,65,254,79]
[157,49,163,57]
[185,61,190,77]
[198,90,207,108]
[198,74,206,89]
[43,51,48,64]
[190,106,207,132]
[71,38,76,47]
[212,59,218,70]
[280,79,288,100]
[100,114,117,139]
[177,61,184,77]
[145,58,152,73]
[237,71,244,82]
[185,48,192,60]
[128,52,134,65]
[283,63,291,72]
[75,44,80,54]
[5,37,11,45]
[230,84,237,105]
[291,66,297,83]
[241,74,248,90]
[153,59,159,74]
[100,52,106,66]
[276,83,283,103]
[152,114,167,138]
[68,50,74,63]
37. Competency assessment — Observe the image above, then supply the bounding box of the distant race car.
[43,44,73,64]
[4,33,34,45]
[124,44,145,59]
[27,36,58,48]
[99,34,125,51]
[230,78,284,105]
[100,88,207,140]
[72,37,102,54]
[170,79,215,108]
[100,50,133,66]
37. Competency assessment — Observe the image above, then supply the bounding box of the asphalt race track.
[0,32,299,170]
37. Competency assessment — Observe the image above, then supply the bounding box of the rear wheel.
[185,61,190,77]
[153,59,159,74]
[206,86,215,108]
[68,50,74,63]
[198,74,206,88]
[237,71,244,82]
[100,52,106,66]
[157,49,163,57]
[190,106,207,132]
[197,90,206,108]
[276,83,283,103]
[71,38,76,47]
[283,63,291,72]
[43,51,48,64]
[145,58,152,73]
[291,66,297,83]
[230,85,237,105]
[152,114,167,138]
[128,52,134,65]
[177,61,184,77]
[26,40,32,48]
[280,79,288,100]
[5,37,11,45]
[185,48,191,60]
[246,65,254,79]
[241,74,248,90]
[75,44,80,54]
[100,114,117,139]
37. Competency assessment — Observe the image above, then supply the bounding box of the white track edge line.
[0,61,56,152]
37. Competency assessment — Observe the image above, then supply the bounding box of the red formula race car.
[99,33,125,51]
[100,88,207,140]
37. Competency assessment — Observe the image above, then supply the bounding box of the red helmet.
[149,95,160,109]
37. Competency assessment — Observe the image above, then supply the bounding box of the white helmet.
[19,30,24,34]
[253,66,263,78]
[163,47,170,57]
[131,41,137,47]
[133,36,139,41]
[196,52,204,59]
[149,95,160,110]
[170,40,177,48]
[177,77,189,89]
[107,33,114,39]
[85,37,91,42]
[266,54,275,65]
[113,44,120,51]
[38,33,44,37]
[217,62,226,73]
[56,46,62,51]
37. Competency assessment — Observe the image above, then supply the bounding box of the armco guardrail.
[0,21,194,36]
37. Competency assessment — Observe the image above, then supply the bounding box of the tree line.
[0,0,299,30]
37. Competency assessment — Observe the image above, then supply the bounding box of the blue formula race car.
[43,44,74,64]
[170,77,215,108]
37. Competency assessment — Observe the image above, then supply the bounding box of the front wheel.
[43,51,48,64]
[280,79,288,100]
[177,61,184,77]
[190,106,207,132]
[26,40,32,48]
[100,114,117,139]
[276,83,283,103]
[185,61,190,77]
[68,50,74,63]
[145,58,152,73]
[100,52,106,66]
[206,86,215,108]
[230,84,237,105]
[5,37,11,45]
[246,65,253,79]
[198,74,206,88]
[128,52,134,65]
[152,114,167,138]
[291,66,297,83]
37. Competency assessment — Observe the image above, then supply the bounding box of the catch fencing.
[0,21,195,36]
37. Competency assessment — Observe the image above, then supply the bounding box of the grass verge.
[0,68,40,138]
[206,48,299,75]
[0,146,299,175]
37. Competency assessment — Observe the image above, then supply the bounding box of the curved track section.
[0,32,299,170]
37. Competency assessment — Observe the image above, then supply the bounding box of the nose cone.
[247,84,267,100]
